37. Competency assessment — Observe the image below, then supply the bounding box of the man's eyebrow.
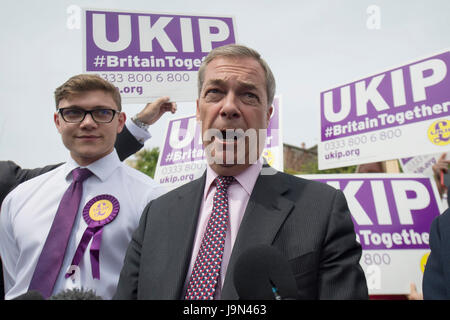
[204,79,259,91]
[64,105,113,110]
[238,82,258,92]
[204,79,226,87]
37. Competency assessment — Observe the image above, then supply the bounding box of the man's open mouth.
[216,129,244,142]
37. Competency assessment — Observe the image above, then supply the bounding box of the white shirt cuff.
[125,118,151,144]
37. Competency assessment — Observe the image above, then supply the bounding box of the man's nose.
[80,112,98,128]
[220,93,241,119]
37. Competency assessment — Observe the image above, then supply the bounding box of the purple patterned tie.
[185,176,234,300]
[29,167,92,298]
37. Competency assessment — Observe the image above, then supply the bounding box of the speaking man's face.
[196,56,273,176]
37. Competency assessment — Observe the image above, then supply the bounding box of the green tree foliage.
[133,147,160,178]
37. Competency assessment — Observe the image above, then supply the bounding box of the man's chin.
[70,148,111,166]
[208,156,243,168]
[209,163,247,176]
[220,163,236,167]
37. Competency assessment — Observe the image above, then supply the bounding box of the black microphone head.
[233,245,298,300]
[13,290,45,300]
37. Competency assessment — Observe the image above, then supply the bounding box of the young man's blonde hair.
[54,74,122,110]
[197,44,276,106]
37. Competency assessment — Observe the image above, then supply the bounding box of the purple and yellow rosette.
[65,194,119,280]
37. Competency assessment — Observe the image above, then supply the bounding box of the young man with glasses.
[0,74,167,299]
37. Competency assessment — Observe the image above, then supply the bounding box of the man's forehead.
[204,78,259,89]
[64,90,112,101]
[207,56,263,72]
[203,57,266,86]
[59,90,117,108]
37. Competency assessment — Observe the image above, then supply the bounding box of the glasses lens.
[92,109,115,123]
[61,109,84,122]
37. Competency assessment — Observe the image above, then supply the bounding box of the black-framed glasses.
[58,108,119,123]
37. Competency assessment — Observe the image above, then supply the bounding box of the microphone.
[49,288,103,300]
[12,288,102,300]
[233,244,298,300]
[13,290,45,300]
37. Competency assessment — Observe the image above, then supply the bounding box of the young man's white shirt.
[0,150,165,299]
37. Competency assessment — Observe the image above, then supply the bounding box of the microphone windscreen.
[233,245,298,300]
[49,288,103,300]
[13,290,45,300]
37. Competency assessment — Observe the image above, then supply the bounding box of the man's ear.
[266,106,273,127]
[54,112,62,134]
[117,112,126,133]
[196,99,201,121]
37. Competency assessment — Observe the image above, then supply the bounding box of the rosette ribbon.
[65,194,119,280]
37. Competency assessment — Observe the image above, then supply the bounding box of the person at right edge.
[114,44,368,300]
[423,152,450,299]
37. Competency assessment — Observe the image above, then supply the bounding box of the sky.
[1,0,450,168]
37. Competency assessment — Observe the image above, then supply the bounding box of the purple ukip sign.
[321,51,450,142]
[85,10,236,72]
[304,175,442,250]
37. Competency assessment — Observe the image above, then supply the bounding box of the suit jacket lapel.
[221,171,294,299]
[441,218,450,297]
[164,174,206,299]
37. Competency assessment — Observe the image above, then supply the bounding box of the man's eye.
[205,89,221,95]
[204,89,223,100]
[242,92,259,103]
[65,109,82,116]
[96,109,112,116]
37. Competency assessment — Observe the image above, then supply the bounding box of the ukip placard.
[319,50,450,170]
[83,9,236,103]
[299,173,444,294]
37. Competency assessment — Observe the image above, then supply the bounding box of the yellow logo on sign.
[89,200,113,221]
[427,119,450,146]
[420,252,430,273]
[262,150,274,166]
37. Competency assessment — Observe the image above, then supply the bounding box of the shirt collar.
[203,159,263,200]
[64,150,121,182]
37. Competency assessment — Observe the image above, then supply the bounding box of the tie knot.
[215,176,234,191]
[72,168,92,183]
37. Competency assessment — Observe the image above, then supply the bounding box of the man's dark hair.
[54,74,122,110]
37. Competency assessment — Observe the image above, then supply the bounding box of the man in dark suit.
[0,96,176,299]
[423,208,450,299]
[431,152,450,207]
[114,44,368,300]
[423,153,450,299]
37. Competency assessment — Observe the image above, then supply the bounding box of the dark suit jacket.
[0,125,143,299]
[423,208,450,299]
[114,168,368,300]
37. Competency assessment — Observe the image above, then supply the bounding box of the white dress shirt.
[0,150,166,299]
[125,117,151,144]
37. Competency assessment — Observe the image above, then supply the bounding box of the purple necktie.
[185,176,234,300]
[29,167,92,298]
